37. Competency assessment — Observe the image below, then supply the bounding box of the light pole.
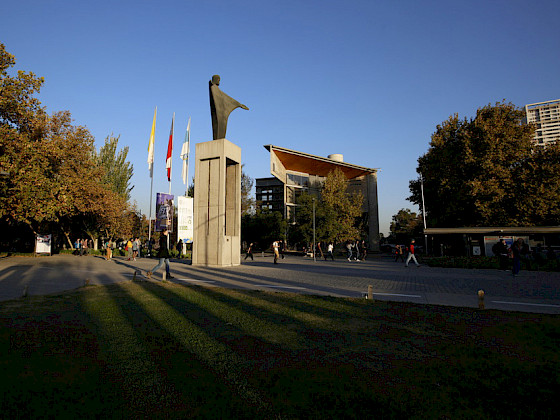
[312,197,316,262]
[420,173,428,255]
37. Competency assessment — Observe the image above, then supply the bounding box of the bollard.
[368,285,373,301]
[22,285,28,298]
[478,290,485,310]
[133,271,137,282]
[162,271,167,282]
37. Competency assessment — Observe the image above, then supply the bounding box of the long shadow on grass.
[147,281,404,375]
[107,280,276,418]
[130,280,404,417]
[74,282,197,418]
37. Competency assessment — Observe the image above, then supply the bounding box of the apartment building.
[525,99,560,145]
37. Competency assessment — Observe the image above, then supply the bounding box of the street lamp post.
[312,197,316,262]
[420,174,428,255]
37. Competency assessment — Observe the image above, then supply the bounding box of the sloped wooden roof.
[264,145,377,179]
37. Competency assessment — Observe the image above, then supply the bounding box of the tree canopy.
[409,102,560,227]
[96,134,134,201]
[288,168,364,246]
[0,43,135,248]
[241,165,254,216]
[388,208,423,244]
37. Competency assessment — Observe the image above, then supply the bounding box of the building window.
[287,173,309,187]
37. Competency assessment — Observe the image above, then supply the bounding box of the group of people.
[244,240,370,263]
[345,240,367,262]
[124,238,141,261]
[492,238,558,276]
[73,238,92,256]
[393,240,420,267]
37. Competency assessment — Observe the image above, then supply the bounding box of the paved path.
[1,254,559,314]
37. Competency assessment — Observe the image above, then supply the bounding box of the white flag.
[180,117,191,185]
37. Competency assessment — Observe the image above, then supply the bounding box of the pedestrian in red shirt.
[405,239,420,267]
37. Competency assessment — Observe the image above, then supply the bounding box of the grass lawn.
[1,281,559,419]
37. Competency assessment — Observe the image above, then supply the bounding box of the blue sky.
[3,0,559,235]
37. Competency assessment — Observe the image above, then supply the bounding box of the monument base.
[192,139,241,267]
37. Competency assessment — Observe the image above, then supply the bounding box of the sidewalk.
[1,254,559,314]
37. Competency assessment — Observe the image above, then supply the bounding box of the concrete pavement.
[1,253,559,314]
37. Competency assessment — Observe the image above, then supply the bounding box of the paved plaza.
[1,253,559,314]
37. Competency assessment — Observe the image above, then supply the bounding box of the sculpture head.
[211,75,220,85]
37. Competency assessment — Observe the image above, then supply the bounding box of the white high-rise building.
[525,99,560,145]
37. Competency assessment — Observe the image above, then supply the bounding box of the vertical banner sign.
[177,196,194,244]
[35,234,52,255]
[155,193,175,232]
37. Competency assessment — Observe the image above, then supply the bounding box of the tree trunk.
[63,231,74,249]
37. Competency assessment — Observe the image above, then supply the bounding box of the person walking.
[105,238,113,261]
[273,240,280,264]
[346,241,353,261]
[405,239,420,267]
[353,240,360,261]
[147,229,174,280]
[132,238,139,261]
[176,239,183,258]
[279,240,285,259]
[81,238,88,256]
[126,238,133,260]
[394,244,405,262]
[360,240,368,261]
[492,239,509,271]
[244,242,254,261]
[511,238,523,276]
[325,242,335,261]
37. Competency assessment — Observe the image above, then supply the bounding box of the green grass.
[1,282,559,419]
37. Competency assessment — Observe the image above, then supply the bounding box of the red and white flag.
[166,113,174,182]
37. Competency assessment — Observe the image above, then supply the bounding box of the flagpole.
[148,168,154,241]
[183,117,191,196]
[147,106,157,243]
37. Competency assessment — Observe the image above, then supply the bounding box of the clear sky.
[3,0,559,235]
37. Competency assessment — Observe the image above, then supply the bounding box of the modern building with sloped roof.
[256,145,380,251]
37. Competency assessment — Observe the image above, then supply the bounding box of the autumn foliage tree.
[409,101,560,227]
[290,168,364,246]
[0,43,135,249]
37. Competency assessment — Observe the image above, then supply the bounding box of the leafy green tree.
[289,168,364,246]
[241,166,255,216]
[241,210,286,251]
[96,134,134,201]
[320,168,363,242]
[389,208,423,244]
[288,192,324,246]
[409,101,560,227]
[186,177,195,198]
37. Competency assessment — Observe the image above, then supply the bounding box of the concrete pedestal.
[192,139,241,267]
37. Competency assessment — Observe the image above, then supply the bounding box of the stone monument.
[192,75,248,266]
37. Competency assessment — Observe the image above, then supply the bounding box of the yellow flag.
[147,106,157,175]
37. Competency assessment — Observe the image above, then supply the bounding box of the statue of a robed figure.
[193,75,248,267]
[209,75,249,140]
